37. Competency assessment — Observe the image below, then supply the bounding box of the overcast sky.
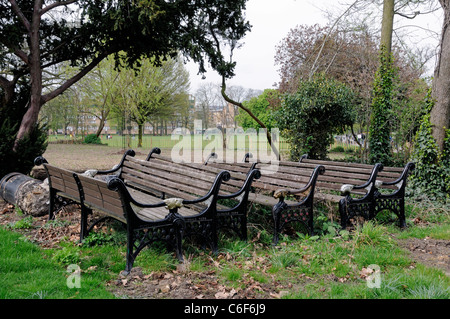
[186,0,443,94]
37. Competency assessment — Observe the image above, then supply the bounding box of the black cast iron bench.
[34,155,232,274]
[207,151,413,241]
[90,149,259,252]
[197,152,326,244]
[298,156,415,229]
[143,149,261,242]
[34,156,192,274]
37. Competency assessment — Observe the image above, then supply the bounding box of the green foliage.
[7,216,34,230]
[0,90,48,178]
[83,134,102,145]
[1,0,250,177]
[51,245,81,266]
[368,46,397,165]
[410,93,450,202]
[236,89,281,130]
[277,74,356,160]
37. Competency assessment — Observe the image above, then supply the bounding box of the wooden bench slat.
[123,159,212,196]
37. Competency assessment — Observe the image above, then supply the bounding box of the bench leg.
[272,201,286,245]
[374,197,407,228]
[339,198,349,229]
[79,206,92,243]
[398,198,406,228]
[124,226,136,275]
[172,215,185,262]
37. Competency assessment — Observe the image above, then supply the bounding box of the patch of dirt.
[0,201,83,248]
[108,266,289,300]
[397,237,450,277]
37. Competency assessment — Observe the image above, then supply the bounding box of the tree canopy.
[0,0,251,176]
[0,0,251,145]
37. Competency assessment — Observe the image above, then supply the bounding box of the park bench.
[194,152,326,244]
[34,155,230,274]
[298,155,415,229]
[205,151,413,241]
[142,148,262,242]
[91,149,260,252]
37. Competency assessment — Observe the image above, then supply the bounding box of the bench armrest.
[34,156,48,166]
[106,177,167,209]
[182,170,231,206]
[274,165,325,199]
[145,147,161,161]
[218,169,261,200]
[378,162,415,188]
[96,149,136,175]
[340,163,384,195]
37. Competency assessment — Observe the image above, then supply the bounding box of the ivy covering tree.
[0,84,47,177]
[0,0,251,177]
[410,90,450,202]
[277,74,356,160]
[368,45,397,165]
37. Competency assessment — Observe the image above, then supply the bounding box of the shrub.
[410,114,450,202]
[83,134,102,145]
[0,86,48,178]
[277,74,355,160]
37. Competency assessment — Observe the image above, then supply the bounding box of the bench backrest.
[120,155,227,202]
[204,154,321,197]
[301,158,402,182]
[43,163,80,200]
[299,157,413,193]
[278,160,377,195]
[74,173,126,223]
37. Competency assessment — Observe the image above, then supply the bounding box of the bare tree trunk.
[13,0,43,151]
[431,0,450,151]
[138,123,144,148]
[380,0,395,54]
[95,118,106,137]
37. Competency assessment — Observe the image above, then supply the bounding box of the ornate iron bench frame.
[91,149,251,254]
[299,155,415,229]
[145,148,262,243]
[34,156,191,274]
[205,152,326,244]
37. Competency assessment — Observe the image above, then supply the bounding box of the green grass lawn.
[0,228,116,299]
[47,133,291,153]
[1,200,449,299]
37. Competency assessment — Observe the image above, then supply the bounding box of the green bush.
[83,134,102,145]
[0,86,48,178]
[410,115,450,202]
[277,74,356,160]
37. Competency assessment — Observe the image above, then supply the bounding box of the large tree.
[0,0,251,154]
[432,0,450,151]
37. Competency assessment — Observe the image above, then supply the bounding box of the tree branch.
[9,0,31,33]
[309,0,359,80]
[14,47,30,65]
[42,52,108,104]
[395,11,420,19]
[41,0,78,16]
[206,14,279,158]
